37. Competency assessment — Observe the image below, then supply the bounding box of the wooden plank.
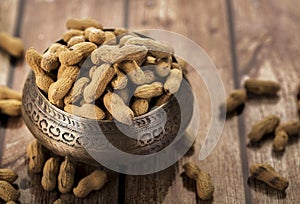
[0,0,19,85]
[232,0,300,203]
[0,0,125,203]
[125,0,246,203]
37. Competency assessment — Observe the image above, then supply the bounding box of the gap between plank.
[226,0,252,203]
[0,0,25,166]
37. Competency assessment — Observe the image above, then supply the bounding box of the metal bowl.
[22,65,193,166]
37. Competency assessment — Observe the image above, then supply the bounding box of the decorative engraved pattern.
[22,72,188,162]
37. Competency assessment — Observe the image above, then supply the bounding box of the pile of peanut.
[27,140,108,201]
[25,18,184,125]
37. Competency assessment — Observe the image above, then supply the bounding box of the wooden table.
[0,0,299,203]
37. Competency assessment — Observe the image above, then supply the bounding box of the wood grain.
[125,0,246,203]
[0,0,125,203]
[232,0,300,203]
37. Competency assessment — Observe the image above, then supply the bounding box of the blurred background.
[0,0,299,203]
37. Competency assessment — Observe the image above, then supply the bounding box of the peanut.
[62,29,84,42]
[48,66,79,105]
[114,88,130,104]
[113,27,128,36]
[66,18,103,30]
[144,70,156,84]
[83,63,115,103]
[111,64,128,90]
[175,57,187,70]
[59,42,97,66]
[41,157,60,191]
[90,44,148,65]
[0,100,21,116]
[26,140,46,173]
[119,34,136,46]
[125,36,174,58]
[103,91,134,125]
[6,201,17,204]
[155,58,171,77]
[0,180,20,202]
[53,198,65,204]
[183,162,214,200]
[58,157,76,194]
[64,104,105,120]
[84,27,105,45]
[64,77,90,105]
[67,35,86,47]
[73,170,107,198]
[131,99,149,116]
[248,115,280,142]
[225,89,247,113]
[164,69,182,94]
[57,65,67,80]
[25,48,55,93]
[273,121,300,151]
[41,43,67,72]
[119,61,145,85]
[155,94,172,107]
[103,31,117,45]
[145,55,157,65]
[0,32,24,57]
[244,79,281,96]
[250,163,288,191]
[0,169,18,183]
[134,82,164,99]
[89,65,97,79]
[0,86,21,100]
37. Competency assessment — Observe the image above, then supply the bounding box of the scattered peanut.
[58,157,76,194]
[248,115,280,142]
[0,86,21,100]
[26,140,46,173]
[244,79,281,96]
[273,121,300,151]
[250,163,289,191]
[225,89,247,113]
[0,180,20,202]
[66,18,103,30]
[131,99,149,116]
[134,82,164,99]
[183,162,214,200]
[41,157,60,191]
[73,170,107,198]
[53,198,65,204]
[103,91,134,125]
[0,169,18,184]
[64,104,105,120]
[0,99,21,116]
[83,63,115,103]
[0,32,24,57]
